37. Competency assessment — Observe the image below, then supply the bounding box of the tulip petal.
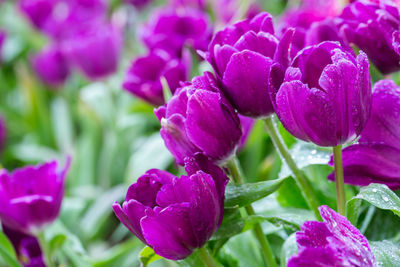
[223,50,275,117]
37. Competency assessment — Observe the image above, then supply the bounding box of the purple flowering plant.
[1,0,400,267]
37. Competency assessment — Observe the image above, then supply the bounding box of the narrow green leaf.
[139,246,162,267]
[0,231,21,267]
[224,177,287,208]
[371,240,400,266]
[346,183,400,225]
[160,76,172,103]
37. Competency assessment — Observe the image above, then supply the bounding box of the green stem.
[263,116,321,220]
[37,231,54,267]
[333,145,346,215]
[197,247,219,267]
[226,157,278,267]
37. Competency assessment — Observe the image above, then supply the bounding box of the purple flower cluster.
[288,205,375,267]
[113,154,228,260]
[123,5,212,105]
[20,0,122,86]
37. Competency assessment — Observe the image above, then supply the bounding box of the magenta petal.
[186,90,241,160]
[223,50,275,117]
[160,114,201,165]
[289,205,375,267]
[328,143,400,189]
[141,204,195,260]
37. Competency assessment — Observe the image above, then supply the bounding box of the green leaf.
[49,233,67,253]
[0,231,22,267]
[371,240,400,266]
[211,215,265,240]
[280,234,297,267]
[346,183,400,225]
[224,177,287,208]
[139,246,162,267]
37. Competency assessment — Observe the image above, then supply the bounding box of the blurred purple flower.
[207,12,292,118]
[288,205,375,267]
[154,72,242,165]
[337,0,400,74]
[139,8,212,57]
[0,30,6,63]
[273,41,372,147]
[238,115,254,149]
[113,155,228,260]
[394,30,400,55]
[0,159,70,235]
[123,50,190,106]
[278,0,340,58]
[32,45,70,87]
[19,0,107,40]
[125,0,153,10]
[62,23,123,80]
[2,225,45,267]
[168,0,206,10]
[212,0,261,24]
[328,80,400,189]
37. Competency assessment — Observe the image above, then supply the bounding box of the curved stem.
[197,247,219,267]
[333,145,346,215]
[37,231,54,267]
[263,116,321,220]
[226,157,278,267]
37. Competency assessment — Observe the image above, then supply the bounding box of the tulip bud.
[62,23,122,80]
[32,46,70,87]
[113,155,228,260]
[0,159,70,235]
[288,205,375,267]
[155,72,242,165]
[139,8,212,57]
[123,50,189,106]
[2,224,45,267]
[273,41,372,147]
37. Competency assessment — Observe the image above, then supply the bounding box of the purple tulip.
[154,72,242,165]
[337,0,400,74]
[139,8,212,57]
[0,159,70,235]
[328,80,400,189]
[288,205,375,267]
[123,50,190,106]
[32,45,70,87]
[207,12,292,118]
[112,155,228,260]
[19,0,107,40]
[62,23,122,80]
[304,18,352,52]
[278,0,340,58]
[2,225,45,267]
[273,41,372,147]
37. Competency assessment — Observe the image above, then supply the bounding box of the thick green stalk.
[197,247,219,267]
[37,231,54,267]
[333,145,346,215]
[226,157,278,267]
[263,116,321,220]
